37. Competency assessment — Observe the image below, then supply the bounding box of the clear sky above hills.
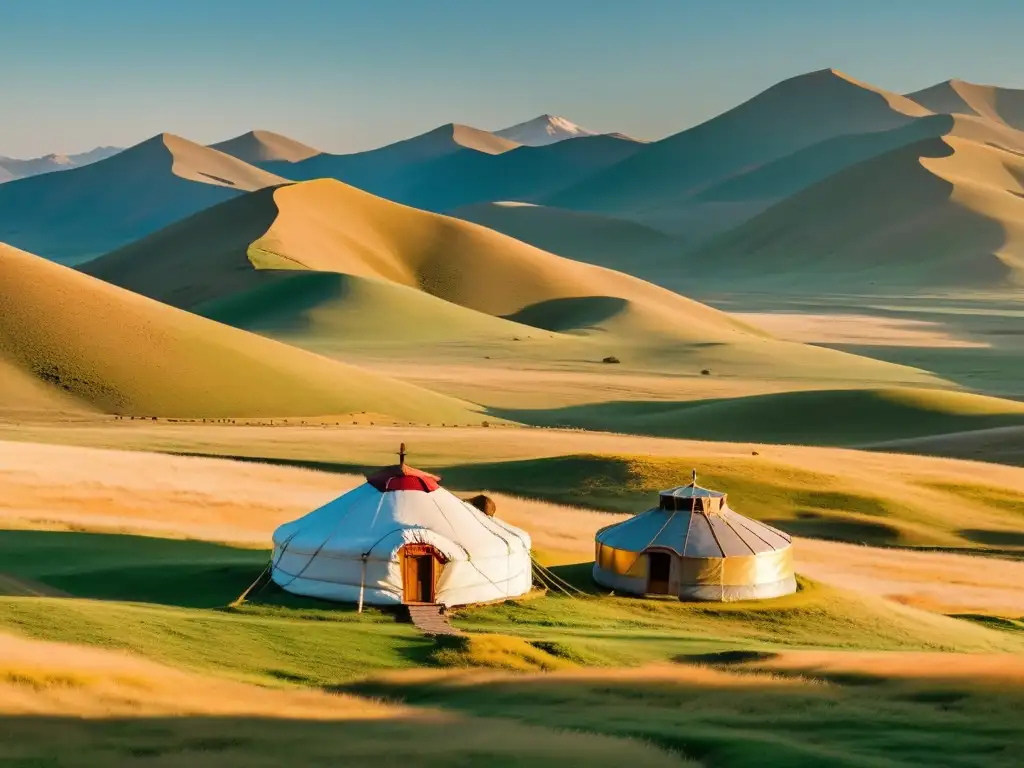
[4,0,1022,157]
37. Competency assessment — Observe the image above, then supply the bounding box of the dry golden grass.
[0,437,606,559]
[360,360,843,410]
[21,419,1024,506]
[0,632,682,767]
[0,439,342,545]
[739,649,1024,684]
[0,631,383,718]
[786,539,1024,616]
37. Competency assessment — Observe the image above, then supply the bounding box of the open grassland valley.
[4,11,1024,765]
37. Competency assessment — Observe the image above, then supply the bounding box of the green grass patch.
[0,530,266,608]
[0,597,433,687]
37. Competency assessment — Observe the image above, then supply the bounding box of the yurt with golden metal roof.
[593,472,795,601]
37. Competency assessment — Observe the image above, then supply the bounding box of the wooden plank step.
[406,604,462,636]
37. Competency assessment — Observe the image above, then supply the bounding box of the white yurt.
[593,472,796,602]
[271,447,532,607]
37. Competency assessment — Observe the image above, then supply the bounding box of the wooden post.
[357,556,367,613]
[399,442,407,465]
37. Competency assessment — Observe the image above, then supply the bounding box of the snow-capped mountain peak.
[494,114,597,146]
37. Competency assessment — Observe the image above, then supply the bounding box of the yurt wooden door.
[402,544,438,604]
[646,551,672,595]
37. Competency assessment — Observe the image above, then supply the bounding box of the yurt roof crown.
[364,442,441,492]
[659,470,726,511]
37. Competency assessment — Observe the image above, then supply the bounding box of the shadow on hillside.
[0,712,646,767]
[0,530,267,608]
[166,450,370,477]
[960,528,1024,548]
[0,529,417,621]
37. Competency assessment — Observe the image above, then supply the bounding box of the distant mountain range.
[0,146,122,182]
[0,134,283,263]
[1,72,1022,294]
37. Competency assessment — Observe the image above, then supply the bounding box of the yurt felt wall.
[271,464,532,607]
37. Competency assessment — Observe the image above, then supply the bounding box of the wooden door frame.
[400,543,445,604]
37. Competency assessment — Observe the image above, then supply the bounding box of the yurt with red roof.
[270,446,532,607]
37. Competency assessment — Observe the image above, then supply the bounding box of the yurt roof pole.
[357,555,368,613]
[399,442,407,465]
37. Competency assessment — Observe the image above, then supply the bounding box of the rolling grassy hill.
[0,133,285,264]
[690,132,1024,291]
[83,178,756,342]
[82,178,943,384]
[199,271,545,342]
[0,242,485,421]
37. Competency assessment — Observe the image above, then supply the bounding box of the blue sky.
[3,0,1022,156]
